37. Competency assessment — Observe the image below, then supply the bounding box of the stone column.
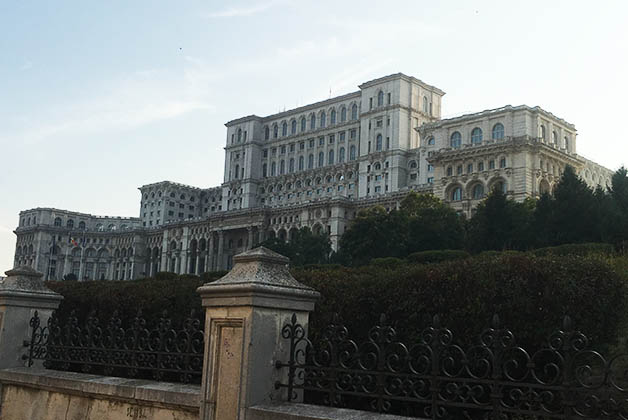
[0,267,63,369]
[216,231,224,271]
[246,227,253,250]
[197,247,319,420]
[208,234,215,272]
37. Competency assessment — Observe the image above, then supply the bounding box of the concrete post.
[197,247,319,420]
[0,266,63,369]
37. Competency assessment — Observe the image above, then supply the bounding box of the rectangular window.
[309,139,314,148]
[290,143,295,152]
[319,137,324,146]
[500,158,507,168]
[376,119,383,127]
[457,165,463,175]
[427,177,434,184]
[410,173,417,180]
[339,132,345,141]
[300,142,305,150]
[375,175,382,181]
[467,164,473,173]
[350,129,356,139]
[428,164,434,172]
[478,162,484,171]
[369,98,373,109]
[489,160,495,169]
[374,186,382,193]
[263,149,268,158]
[329,135,335,144]
[272,148,277,155]
[387,93,391,104]
[281,146,286,154]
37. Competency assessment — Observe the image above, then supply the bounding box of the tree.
[260,227,331,266]
[63,273,77,281]
[338,206,409,266]
[400,192,465,253]
[466,189,534,252]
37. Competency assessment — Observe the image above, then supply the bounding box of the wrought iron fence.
[275,313,628,420]
[23,309,204,384]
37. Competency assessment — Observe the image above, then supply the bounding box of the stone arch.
[539,179,551,195]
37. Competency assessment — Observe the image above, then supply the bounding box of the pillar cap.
[198,247,319,307]
[1,266,62,296]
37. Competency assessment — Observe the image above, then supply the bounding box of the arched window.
[564,136,570,150]
[451,186,462,201]
[298,156,304,171]
[450,132,462,148]
[291,120,297,134]
[78,221,86,229]
[340,107,346,122]
[301,117,306,132]
[350,145,356,160]
[237,129,242,142]
[282,122,288,136]
[540,125,546,141]
[271,162,276,176]
[234,164,239,179]
[339,147,345,163]
[318,152,324,167]
[427,137,435,146]
[409,161,417,169]
[320,112,326,128]
[423,96,428,113]
[447,166,453,176]
[351,104,358,120]
[67,220,74,228]
[280,160,285,175]
[376,134,383,151]
[308,154,314,169]
[493,180,507,193]
[54,217,62,227]
[289,158,295,173]
[472,184,484,199]
[330,109,336,125]
[310,114,316,130]
[552,131,557,145]
[492,123,504,140]
[374,162,381,170]
[377,91,384,107]
[328,149,334,165]
[273,125,278,138]
[264,126,270,140]
[263,163,268,177]
[471,128,483,145]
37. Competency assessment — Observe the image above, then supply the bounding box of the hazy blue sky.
[1,0,627,272]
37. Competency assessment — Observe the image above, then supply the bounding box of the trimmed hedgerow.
[406,249,470,264]
[532,242,614,257]
[47,254,627,352]
[369,257,406,269]
[294,254,627,351]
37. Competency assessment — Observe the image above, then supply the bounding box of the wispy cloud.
[205,0,282,18]
[3,63,217,145]
[20,61,32,71]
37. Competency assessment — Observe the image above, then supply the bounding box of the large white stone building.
[12,73,613,280]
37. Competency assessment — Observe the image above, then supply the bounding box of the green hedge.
[47,254,628,352]
[532,242,614,257]
[406,249,470,264]
[294,254,627,351]
[369,257,406,268]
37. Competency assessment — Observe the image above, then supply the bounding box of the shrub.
[295,253,627,352]
[533,242,614,257]
[369,257,405,268]
[406,249,470,264]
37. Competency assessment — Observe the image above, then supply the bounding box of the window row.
[262,147,358,177]
[449,123,505,148]
[53,218,88,230]
[262,130,357,157]
[446,157,508,176]
[539,125,571,149]
[264,104,359,140]
[449,180,507,202]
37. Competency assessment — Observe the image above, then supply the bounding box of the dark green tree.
[400,192,465,253]
[260,227,331,266]
[466,189,534,252]
[338,206,409,266]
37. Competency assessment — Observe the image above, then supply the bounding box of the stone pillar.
[208,234,215,272]
[257,228,265,245]
[216,231,224,271]
[197,247,319,420]
[0,267,63,369]
[246,227,253,250]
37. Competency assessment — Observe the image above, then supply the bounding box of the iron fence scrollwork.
[23,309,204,384]
[275,313,628,419]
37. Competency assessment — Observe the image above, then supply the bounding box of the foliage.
[466,190,534,252]
[369,257,406,268]
[339,192,464,266]
[532,242,614,257]
[260,227,332,266]
[295,254,628,352]
[406,249,470,264]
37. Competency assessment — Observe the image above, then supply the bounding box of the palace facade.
[12,73,613,280]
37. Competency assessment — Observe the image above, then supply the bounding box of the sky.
[1,0,627,273]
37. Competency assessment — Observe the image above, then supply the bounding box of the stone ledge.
[248,402,426,420]
[0,367,200,411]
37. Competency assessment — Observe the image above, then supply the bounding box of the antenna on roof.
[329,87,332,98]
